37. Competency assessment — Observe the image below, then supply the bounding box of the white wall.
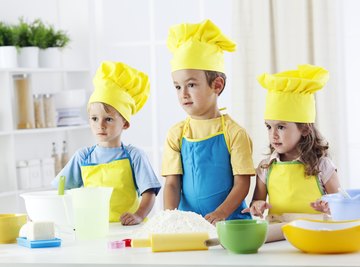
[0,0,236,212]
[87,0,236,211]
[2,0,360,213]
[0,0,91,68]
[342,0,360,188]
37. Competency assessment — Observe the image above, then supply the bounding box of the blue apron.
[179,115,251,220]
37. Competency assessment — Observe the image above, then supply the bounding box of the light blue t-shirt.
[51,144,161,195]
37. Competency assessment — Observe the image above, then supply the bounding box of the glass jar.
[13,74,35,129]
[43,94,57,128]
[33,94,45,128]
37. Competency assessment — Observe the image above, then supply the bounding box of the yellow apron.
[80,146,139,222]
[266,161,324,215]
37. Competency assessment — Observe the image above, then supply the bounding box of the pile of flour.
[133,209,217,238]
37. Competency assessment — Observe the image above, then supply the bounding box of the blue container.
[322,189,360,221]
[17,237,61,248]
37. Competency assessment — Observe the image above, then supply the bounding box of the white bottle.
[51,142,62,175]
[61,140,69,168]
[41,157,55,187]
[27,159,42,188]
[16,160,30,190]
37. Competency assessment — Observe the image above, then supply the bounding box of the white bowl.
[20,190,74,231]
[54,89,87,109]
[322,189,360,221]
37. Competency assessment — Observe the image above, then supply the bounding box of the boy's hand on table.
[205,209,227,225]
[120,212,143,225]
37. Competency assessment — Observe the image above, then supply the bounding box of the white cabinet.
[0,68,94,212]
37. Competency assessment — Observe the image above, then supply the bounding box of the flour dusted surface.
[134,210,217,238]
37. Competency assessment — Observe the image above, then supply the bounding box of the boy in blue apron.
[242,65,341,238]
[52,61,161,225]
[162,19,255,224]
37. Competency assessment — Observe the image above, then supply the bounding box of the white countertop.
[1,223,360,267]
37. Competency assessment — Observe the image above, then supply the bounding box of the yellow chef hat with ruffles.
[257,64,329,123]
[167,19,236,72]
[88,61,150,122]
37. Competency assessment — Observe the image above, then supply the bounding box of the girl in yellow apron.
[51,61,161,225]
[243,64,341,229]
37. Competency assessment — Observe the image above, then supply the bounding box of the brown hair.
[204,70,226,95]
[263,123,329,176]
[296,123,329,175]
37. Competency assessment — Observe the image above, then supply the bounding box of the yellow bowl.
[282,219,360,254]
[0,214,27,244]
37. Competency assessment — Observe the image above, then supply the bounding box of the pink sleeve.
[318,157,337,185]
[256,159,268,184]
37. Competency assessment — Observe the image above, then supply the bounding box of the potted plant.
[38,23,70,68]
[14,17,42,68]
[0,22,17,68]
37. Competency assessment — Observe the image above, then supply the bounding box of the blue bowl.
[322,189,360,221]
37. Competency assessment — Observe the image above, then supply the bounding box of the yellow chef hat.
[88,61,150,122]
[257,64,329,123]
[167,19,236,72]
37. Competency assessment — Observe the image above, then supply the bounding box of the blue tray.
[17,237,61,248]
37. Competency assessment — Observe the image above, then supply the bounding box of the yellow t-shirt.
[161,114,255,176]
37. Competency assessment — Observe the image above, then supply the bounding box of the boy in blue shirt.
[52,61,161,225]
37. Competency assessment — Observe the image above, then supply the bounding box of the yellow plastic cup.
[0,214,27,243]
[70,187,113,240]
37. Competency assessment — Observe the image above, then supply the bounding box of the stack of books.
[56,108,87,127]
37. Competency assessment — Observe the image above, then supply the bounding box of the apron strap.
[180,118,191,149]
[83,145,97,165]
[180,110,228,150]
[219,108,230,152]
[121,143,138,191]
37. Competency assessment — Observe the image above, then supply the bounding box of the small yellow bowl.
[282,219,360,254]
[0,214,27,244]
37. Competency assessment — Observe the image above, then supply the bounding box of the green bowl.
[216,219,268,254]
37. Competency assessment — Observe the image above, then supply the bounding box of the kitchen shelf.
[0,125,90,136]
[13,124,90,135]
[0,67,89,73]
[0,67,94,209]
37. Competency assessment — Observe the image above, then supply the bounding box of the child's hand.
[120,212,143,225]
[204,210,227,225]
[310,199,330,214]
[241,200,271,218]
